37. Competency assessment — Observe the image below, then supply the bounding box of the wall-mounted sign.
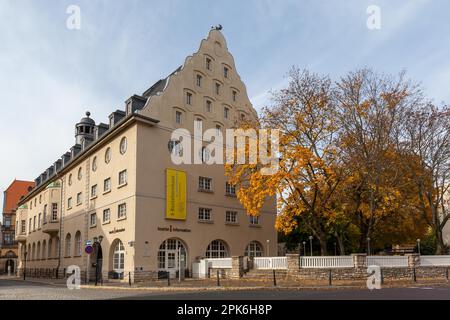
[157,225,191,233]
[85,245,93,254]
[109,227,125,234]
[166,168,186,220]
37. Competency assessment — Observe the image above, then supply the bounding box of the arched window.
[120,137,127,155]
[65,233,71,257]
[36,242,41,260]
[105,147,111,164]
[78,167,83,180]
[48,239,52,259]
[75,231,82,256]
[42,240,47,260]
[205,240,229,258]
[32,243,36,260]
[245,241,263,257]
[113,240,125,276]
[157,239,187,272]
[92,156,97,172]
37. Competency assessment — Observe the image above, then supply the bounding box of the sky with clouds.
[0,0,449,218]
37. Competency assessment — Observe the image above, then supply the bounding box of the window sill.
[103,190,111,195]
[117,217,127,222]
[225,193,237,198]
[102,221,111,225]
[73,255,82,258]
[225,222,239,226]
[90,196,98,200]
[198,220,214,224]
[118,183,128,189]
[249,224,261,228]
[76,203,82,206]
[67,207,72,210]
[198,188,213,193]
[90,224,97,229]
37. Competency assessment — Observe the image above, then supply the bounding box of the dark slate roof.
[142,66,182,98]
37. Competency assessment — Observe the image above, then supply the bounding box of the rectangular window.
[119,170,127,185]
[198,208,212,221]
[206,57,211,70]
[91,184,97,198]
[175,111,182,124]
[186,92,192,105]
[4,217,11,227]
[232,90,237,102]
[216,125,221,136]
[38,213,41,228]
[215,83,220,95]
[224,107,229,119]
[250,215,260,225]
[104,178,111,192]
[226,211,238,224]
[103,208,111,223]
[77,192,82,205]
[51,203,58,221]
[29,218,31,233]
[199,177,212,191]
[196,74,202,87]
[225,182,236,196]
[224,67,229,78]
[21,220,26,234]
[43,204,47,224]
[33,216,36,231]
[68,197,72,209]
[118,203,127,219]
[90,213,97,227]
[206,100,212,112]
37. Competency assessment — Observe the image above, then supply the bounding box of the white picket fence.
[420,255,450,267]
[300,256,354,268]
[254,257,287,270]
[366,256,408,267]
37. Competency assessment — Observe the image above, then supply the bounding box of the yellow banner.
[166,168,186,220]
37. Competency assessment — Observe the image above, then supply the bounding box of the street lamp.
[23,250,28,281]
[309,236,313,256]
[303,242,306,256]
[94,235,104,286]
[417,239,421,255]
[266,240,270,257]
[367,237,371,255]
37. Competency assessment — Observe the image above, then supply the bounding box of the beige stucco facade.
[15,29,277,281]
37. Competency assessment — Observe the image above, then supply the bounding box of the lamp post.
[23,251,27,281]
[303,242,306,256]
[94,235,104,286]
[266,240,270,257]
[367,237,371,255]
[417,239,421,255]
[309,236,313,256]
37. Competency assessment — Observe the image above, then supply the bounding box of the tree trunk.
[318,234,328,256]
[335,230,345,255]
[435,228,446,255]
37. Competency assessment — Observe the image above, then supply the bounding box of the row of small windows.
[67,170,127,209]
[204,56,231,80]
[89,203,127,227]
[175,105,244,127]
[197,207,259,225]
[25,204,59,234]
[186,87,238,106]
[198,177,236,196]
[67,137,127,186]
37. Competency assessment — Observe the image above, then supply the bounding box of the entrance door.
[158,239,187,278]
[5,259,14,274]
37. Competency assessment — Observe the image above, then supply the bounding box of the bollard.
[412,267,417,282]
[167,271,171,286]
[273,269,277,287]
[446,268,449,282]
[217,270,221,287]
[328,269,332,286]
[380,268,384,285]
[129,272,132,287]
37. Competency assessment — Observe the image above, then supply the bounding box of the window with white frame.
[103,208,111,223]
[104,178,111,192]
[91,184,97,198]
[51,203,58,221]
[113,240,125,277]
[198,207,212,221]
[198,177,212,191]
[21,220,26,234]
[77,192,82,205]
[249,215,260,225]
[119,170,127,185]
[68,197,72,209]
[226,211,238,224]
[90,212,97,227]
[245,241,263,257]
[205,240,229,258]
[225,182,236,196]
[118,203,127,219]
[75,232,82,256]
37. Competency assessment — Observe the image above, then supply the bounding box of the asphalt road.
[1,279,450,300]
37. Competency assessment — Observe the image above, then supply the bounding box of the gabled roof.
[3,179,34,214]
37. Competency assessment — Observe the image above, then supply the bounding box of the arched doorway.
[5,259,15,274]
[91,242,103,282]
[109,239,124,279]
[157,238,187,278]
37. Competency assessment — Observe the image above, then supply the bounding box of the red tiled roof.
[3,180,34,214]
